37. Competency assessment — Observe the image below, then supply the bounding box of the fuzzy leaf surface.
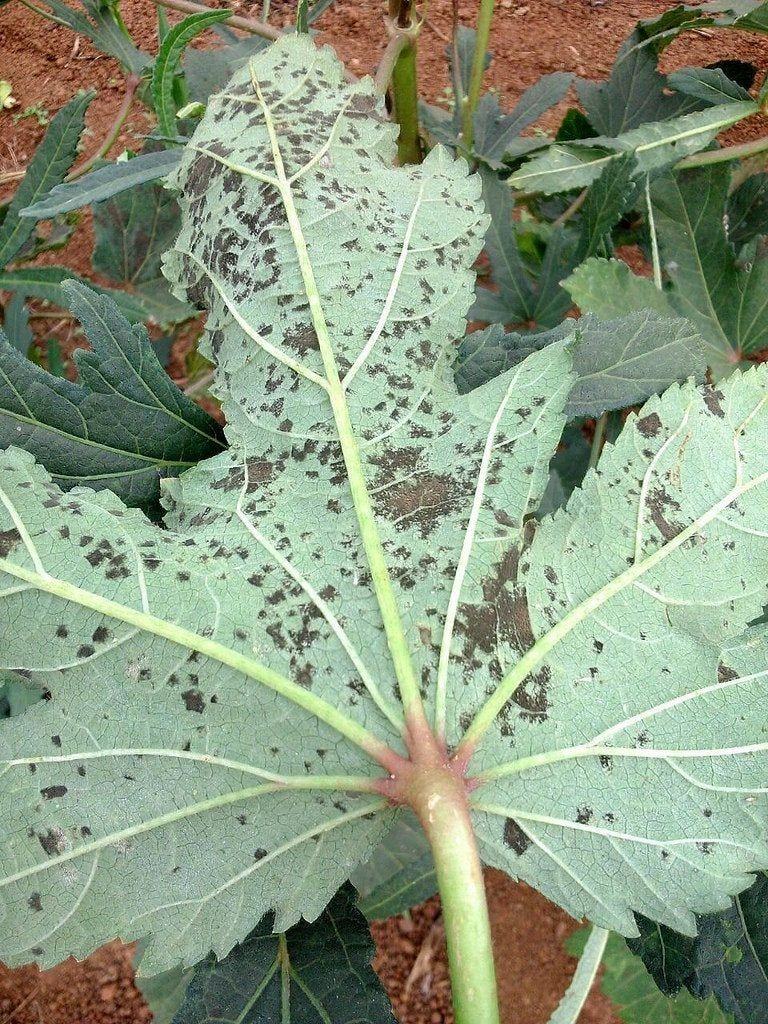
[471,367,768,936]
[169,885,394,1023]
[0,36,573,975]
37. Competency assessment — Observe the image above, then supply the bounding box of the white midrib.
[251,72,423,718]
[460,466,768,751]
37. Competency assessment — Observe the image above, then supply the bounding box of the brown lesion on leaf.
[636,412,662,438]
[702,386,726,419]
[647,485,685,542]
[0,528,21,557]
[503,817,531,855]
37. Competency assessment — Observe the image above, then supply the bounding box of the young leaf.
[151,10,232,139]
[570,931,733,1023]
[468,367,768,935]
[0,281,225,516]
[352,811,438,919]
[0,91,93,267]
[629,873,768,1024]
[169,885,394,1023]
[455,310,705,418]
[508,100,756,194]
[20,150,184,219]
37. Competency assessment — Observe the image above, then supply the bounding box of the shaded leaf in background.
[575,28,700,135]
[0,281,225,516]
[565,256,679,321]
[0,91,92,267]
[651,165,768,372]
[568,931,732,1023]
[2,293,33,353]
[134,945,194,1024]
[667,65,753,104]
[184,35,272,105]
[352,812,437,920]
[92,169,192,325]
[726,172,768,250]
[170,886,394,1024]
[455,310,705,418]
[20,149,184,219]
[629,873,768,1024]
[0,265,146,322]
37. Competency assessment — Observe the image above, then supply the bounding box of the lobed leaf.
[0,281,224,516]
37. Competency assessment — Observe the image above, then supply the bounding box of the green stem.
[411,769,500,1024]
[375,33,408,94]
[390,34,423,164]
[676,133,768,169]
[461,0,494,149]
[588,412,607,471]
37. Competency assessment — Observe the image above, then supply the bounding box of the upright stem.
[410,768,500,1024]
[461,0,495,149]
[386,2,423,164]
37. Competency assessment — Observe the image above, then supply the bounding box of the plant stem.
[375,32,408,94]
[68,74,140,182]
[385,5,423,165]
[154,0,281,40]
[461,0,494,149]
[676,133,768,169]
[588,412,607,471]
[411,768,500,1024]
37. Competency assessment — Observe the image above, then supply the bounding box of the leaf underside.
[1,36,768,981]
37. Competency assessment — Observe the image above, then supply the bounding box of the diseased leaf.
[565,257,680,322]
[508,101,756,194]
[470,368,768,935]
[170,885,394,1023]
[629,873,768,1024]
[455,311,705,419]
[570,931,733,1023]
[352,812,437,919]
[0,281,225,516]
[20,150,184,219]
[0,91,92,266]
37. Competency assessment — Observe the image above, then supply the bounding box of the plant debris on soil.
[1,0,767,1020]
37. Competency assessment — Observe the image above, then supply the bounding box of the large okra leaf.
[0,36,568,973]
[3,33,768,985]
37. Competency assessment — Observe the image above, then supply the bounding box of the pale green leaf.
[508,101,756,194]
[565,258,679,321]
[469,367,768,935]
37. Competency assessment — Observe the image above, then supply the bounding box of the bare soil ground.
[1,1,767,1020]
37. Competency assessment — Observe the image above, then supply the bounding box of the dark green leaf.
[556,107,597,141]
[2,294,33,354]
[629,874,768,1024]
[450,26,485,103]
[170,885,394,1023]
[576,29,699,136]
[296,0,309,32]
[151,10,232,138]
[472,73,572,170]
[46,337,66,378]
[569,931,733,1023]
[135,946,194,1024]
[91,173,192,324]
[727,173,768,248]
[0,281,225,517]
[20,150,183,219]
[0,266,146,322]
[668,66,753,104]
[573,153,639,263]
[352,812,437,920]
[455,310,705,418]
[0,91,92,266]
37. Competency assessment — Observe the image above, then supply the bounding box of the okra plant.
[3,25,768,1024]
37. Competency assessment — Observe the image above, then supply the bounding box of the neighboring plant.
[2,1,768,1022]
